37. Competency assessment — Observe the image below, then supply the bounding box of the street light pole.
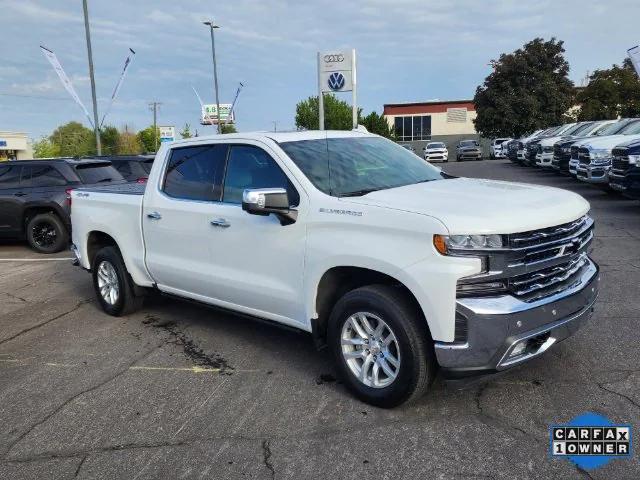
[204,21,221,134]
[82,0,101,155]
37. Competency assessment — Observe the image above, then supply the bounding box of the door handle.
[14,192,27,197]
[210,218,230,228]
[147,211,162,220]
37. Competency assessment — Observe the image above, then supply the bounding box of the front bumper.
[458,151,482,160]
[435,258,599,378]
[568,159,579,175]
[576,164,610,184]
[609,171,640,199]
[425,152,448,162]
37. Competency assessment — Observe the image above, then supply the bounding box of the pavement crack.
[74,454,88,478]
[261,439,275,480]
[3,342,165,461]
[1,291,27,302]
[597,382,640,410]
[0,298,92,346]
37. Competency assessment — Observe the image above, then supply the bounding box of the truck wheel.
[92,246,143,316]
[328,285,436,408]
[26,213,69,254]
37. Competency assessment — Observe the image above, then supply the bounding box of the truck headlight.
[628,154,640,165]
[433,234,504,254]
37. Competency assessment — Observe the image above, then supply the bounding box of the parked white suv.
[423,142,448,162]
[490,138,511,159]
[71,131,599,407]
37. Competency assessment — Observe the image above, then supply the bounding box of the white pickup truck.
[71,131,599,407]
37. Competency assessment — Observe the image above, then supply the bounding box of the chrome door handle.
[210,218,230,228]
[147,211,162,220]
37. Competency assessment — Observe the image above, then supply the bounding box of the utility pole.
[148,101,162,152]
[83,0,101,155]
[203,20,221,134]
[272,121,277,132]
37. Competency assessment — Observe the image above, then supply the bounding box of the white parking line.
[0,258,74,261]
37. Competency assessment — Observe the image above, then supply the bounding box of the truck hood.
[574,134,640,150]
[344,178,589,234]
[539,135,570,146]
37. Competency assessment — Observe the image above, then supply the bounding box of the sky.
[1,0,639,141]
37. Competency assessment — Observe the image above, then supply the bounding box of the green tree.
[117,126,142,155]
[32,137,61,158]
[295,94,362,130]
[220,123,237,134]
[179,123,193,139]
[137,126,160,153]
[50,121,95,157]
[100,125,120,155]
[576,58,640,120]
[473,38,575,138]
[360,111,394,138]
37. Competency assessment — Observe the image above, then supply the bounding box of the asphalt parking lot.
[0,160,638,480]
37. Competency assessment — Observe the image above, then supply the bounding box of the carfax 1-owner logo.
[550,412,633,470]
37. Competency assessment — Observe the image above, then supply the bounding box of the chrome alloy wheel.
[97,261,120,306]
[341,312,401,388]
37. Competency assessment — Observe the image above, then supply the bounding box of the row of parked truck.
[496,119,640,199]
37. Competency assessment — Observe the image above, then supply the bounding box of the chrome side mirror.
[242,188,297,225]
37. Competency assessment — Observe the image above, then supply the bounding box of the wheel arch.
[23,205,68,231]
[86,231,121,269]
[311,265,428,349]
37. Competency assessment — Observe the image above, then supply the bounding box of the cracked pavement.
[0,160,638,479]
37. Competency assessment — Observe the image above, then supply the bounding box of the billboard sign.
[201,104,234,125]
[159,126,175,143]
[319,51,354,93]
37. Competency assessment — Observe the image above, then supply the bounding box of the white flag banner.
[628,45,640,77]
[101,48,136,127]
[40,45,94,127]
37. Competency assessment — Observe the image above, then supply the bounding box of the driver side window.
[222,145,299,206]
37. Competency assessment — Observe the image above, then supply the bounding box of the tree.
[576,58,640,120]
[32,137,61,158]
[220,123,237,134]
[473,38,575,138]
[100,125,120,155]
[179,123,193,139]
[117,126,142,155]
[295,94,362,130]
[360,111,394,138]
[137,126,160,153]
[50,121,95,157]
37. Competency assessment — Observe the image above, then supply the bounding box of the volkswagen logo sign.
[328,72,345,91]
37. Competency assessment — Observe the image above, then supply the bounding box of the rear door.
[0,164,25,235]
[143,143,228,298]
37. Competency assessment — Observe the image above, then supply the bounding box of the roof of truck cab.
[166,130,374,147]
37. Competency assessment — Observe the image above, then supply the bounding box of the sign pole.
[351,49,357,129]
[317,52,324,130]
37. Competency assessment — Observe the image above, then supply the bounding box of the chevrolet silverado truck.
[609,138,640,199]
[71,131,600,407]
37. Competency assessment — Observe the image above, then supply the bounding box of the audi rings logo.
[328,72,345,90]
[324,54,344,63]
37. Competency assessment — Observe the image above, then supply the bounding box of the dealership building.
[0,131,33,161]
[383,99,485,153]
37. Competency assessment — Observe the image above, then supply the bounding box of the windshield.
[459,140,477,147]
[74,163,124,184]
[427,143,445,149]
[618,120,640,135]
[280,136,443,197]
[567,122,592,136]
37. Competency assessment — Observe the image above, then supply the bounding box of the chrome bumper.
[435,258,599,378]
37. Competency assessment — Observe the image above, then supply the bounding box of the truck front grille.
[611,147,629,175]
[570,145,580,160]
[457,216,594,302]
[578,147,591,165]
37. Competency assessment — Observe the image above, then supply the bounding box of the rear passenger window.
[113,161,131,177]
[23,166,68,187]
[0,166,21,189]
[163,144,227,201]
[222,145,299,205]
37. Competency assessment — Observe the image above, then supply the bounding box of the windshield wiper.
[337,188,380,197]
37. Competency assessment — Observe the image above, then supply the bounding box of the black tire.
[328,285,436,408]
[92,246,143,316]
[26,213,69,254]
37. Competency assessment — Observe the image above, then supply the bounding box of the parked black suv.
[101,155,154,183]
[0,159,125,253]
[609,138,640,200]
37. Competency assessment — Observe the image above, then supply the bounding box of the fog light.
[509,341,527,358]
